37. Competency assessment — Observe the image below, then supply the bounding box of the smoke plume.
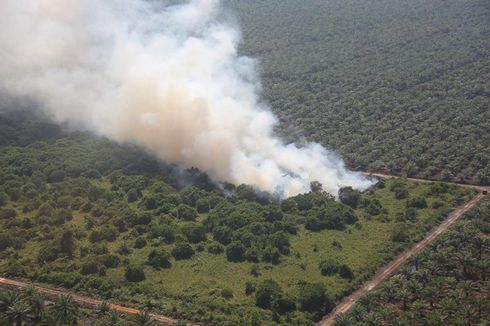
[0,0,374,197]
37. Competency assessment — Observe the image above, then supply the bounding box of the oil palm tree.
[332,313,354,326]
[28,292,46,325]
[131,310,155,326]
[6,301,31,326]
[52,295,79,325]
[0,290,22,312]
[95,301,110,317]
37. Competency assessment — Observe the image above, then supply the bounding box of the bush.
[99,254,120,268]
[298,282,331,313]
[82,169,101,179]
[134,237,147,249]
[149,224,176,244]
[221,288,234,300]
[392,224,410,242]
[81,260,99,275]
[262,246,281,264]
[0,192,8,206]
[245,282,256,296]
[305,203,357,231]
[0,232,13,250]
[182,223,207,243]
[212,226,233,245]
[432,200,445,209]
[171,242,195,260]
[273,296,296,314]
[226,241,246,262]
[125,265,146,282]
[47,170,65,183]
[319,260,339,276]
[394,188,409,199]
[117,243,132,256]
[196,198,210,213]
[207,242,224,254]
[0,208,17,219]
[255,279,282,309]
[127,188,139,203]
[407,197,428,209]
[404,207,418,221]
[176,204,198,221]
[338,264,354,280]
[147,249,172,269]
[339,187,360,208]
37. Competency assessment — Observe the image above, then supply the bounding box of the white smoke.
[0,0,374,197]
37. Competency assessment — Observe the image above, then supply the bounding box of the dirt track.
[319,177,488,326]
[0,277,192,325]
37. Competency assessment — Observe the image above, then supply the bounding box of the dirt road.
[0,277,193,325]
[319,177,488,326]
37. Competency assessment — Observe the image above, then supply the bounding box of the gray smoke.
[0,0,374,197]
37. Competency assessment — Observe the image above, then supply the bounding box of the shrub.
[255,279,282,309]
[392,224,410,242]
[221,288,234,300]
[245,282,256,296]
[207,242,224,254]
[404,207,418,221]
[149,224,176,244]
[262,246,281,265]
[319,260,339,276]
[81,260,99,275]
[134,237,147,249]
[339,187,360,208]
[127,189,139,203]
[171,242,195,260]
[432,200,445,209]
[0,192,8,206]
[147,249,172,269]
[196,198,210,213]
[273,296,296,314]
[298,282,331,313]
[99,254,120,268]
[394,188,409,199]
[407,197,428,209]
[47,170,65,183]
[226,241,246,262]
[125,265,146,282]
[176,204,198,221]
[0,232,13,250]
[0,208,17,219]
[117,243,132,256]
[182,223,207,243]
[212,226,233,245]
[59,230,76,258]
[338,264,354,280]
[82,169,101,179]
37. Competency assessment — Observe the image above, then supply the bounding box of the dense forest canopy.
[224,0,490,184]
